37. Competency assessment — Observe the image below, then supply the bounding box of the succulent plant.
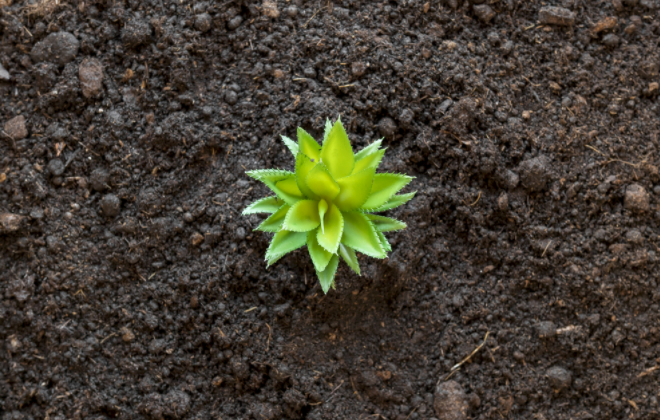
[242,117,415,293]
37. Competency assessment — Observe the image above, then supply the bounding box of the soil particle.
[227,16,243,30]
[473,4,496,23]
[78,58,104,98]
[89,168,110,191]
[498,193,509,211]
[546,367,572,391]
[122,18,152,48]
[30,32,80,66]
[625,229,644,244]
[4,115,28,140]
[0,213,24,234]
[378,117,397,138]
[537,321,557,338]
[434,380,469,420]
[121,327,135,342]
[47,158,65,177]
[0,62,9,81]
[100,194,121,217]
[262,0,280,18]
[538,6,576,26]
[194,13,213,33]
[518,155,551,192]
[447,98,477,135]
[602,34,620,48]
[351,62,367,78]
[191,232,204,246]
[285,6,298,17]
[624,184,650,212]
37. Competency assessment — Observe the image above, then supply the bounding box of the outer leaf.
[256,204,290,232]
[266,252,286,267]
[354,139,382,161]
[283,200,321,232]
[334,167,376,212]
[265,230,307,260]
[306,163,340,201]
[247,170,304,205]
[297,128,321,161]
[361,173,413,210]
[339,244,360,275]
[307,229,333,272]
[295,153,317,199]
[242,196,283,215]
[322,118,332,143]
[317,203,343,254]
[320,119,354,179]
[341,212,386,258]
[281,135,299,157]
[367,191,416,212]
[317,254,339,294]
[352,148,386,174]
[366,214,407,232]
[376,230,392,252]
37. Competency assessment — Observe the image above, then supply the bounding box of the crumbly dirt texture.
[2,0,660,419]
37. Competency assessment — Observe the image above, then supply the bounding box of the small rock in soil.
[190,232,204,246]
[122,19,152,47]
[286,6,298,17]
[121,327,135,342]
[225,90,238,105]
[30,32,80,66]
[0,62,9,81]
[537,321,556,338]
[378,117,397,138]
[434,380,469,420]
[518,155,551,192]
[194,13,213,32]
[498,193,509,211]
[352,62,367,78]
[624,184,650,212]
[538,6,575,26]
[546,366,572,391]
[625,229,644,244]
[89,168,110,191]
[473,4,496,23]
[227,16,243,30]
[399,109,414,126]
[101,194,121,217]
[162,390,190,419]
[602,34,619,48]
[4,115,28,140]
[262,0,280,18]
[47,159,65,177]
[0,213,25,234]
[79,58,104,98]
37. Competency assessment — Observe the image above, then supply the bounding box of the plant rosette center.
[242,117,415,293]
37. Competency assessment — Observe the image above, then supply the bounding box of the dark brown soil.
[2,0,660,419]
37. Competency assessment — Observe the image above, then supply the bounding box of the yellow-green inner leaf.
[295,153,317,199]
[366,214,407,232]
[256,204,290,232]
[318,199,328,233]
[317,254,339,294]
[354,139,382,161]
[369,191,417,212]
[320,119,354,179]
[339,244,360,276]
[317,203,343,254]
[307,229,333,272]
[341,211,386,258]
[334,168,375,212]
[352,148,385,174]
[265,230,307,260]
[361,173,413,210]
[297,127,321,161]
[306,163,340,201]
[283,200,321,232]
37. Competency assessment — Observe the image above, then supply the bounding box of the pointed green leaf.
[306,163,340,201]
[322,118,332,143]
[339,244,360,275]
[317,203,343,254]
[334,168,376,212]
[352,148,386,174]
[281,135,299,157]
[341,212,386,258]
[354,139,383,161]
[366,214,407,232]
[367,191,417,212]
[361,173,413,210]
[320,119,354,179]
[265,230,307,260]
[294,153,317,199]
[376,230,392,252]
[318,199,328,233]
[317,254,339,294]
[246,170,304,205]
[307,229,333,272]
[266,252,286,267]
[256,204,290,232]
[297,128,321,161]
[242,196,284,215]
[283,200,321,232]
